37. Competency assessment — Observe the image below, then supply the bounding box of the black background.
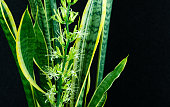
[0,0,170,107]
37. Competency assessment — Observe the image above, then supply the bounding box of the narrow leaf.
[1,0,17,36]
[36,0,51,55]
[84,72,91,107]
[49,0,60,48]
[34,14,48,69]
[33,11,50,107]
[0,1,36,107]
[44,0,53,37]
[73,1,93,105]
[88,56,128,107]
[75,0,107,106]
[16,8,45,94]
[28,0,37,19]
[96,0,114,87]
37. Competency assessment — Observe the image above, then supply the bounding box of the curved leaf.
[34,14,48,69]
[0,1,36,107]
[87,56,128,107]
[72,1,93,105]
[33,11,51,107]
[16,8,45,94]
[1,0,17,37]
[75,0,107,106]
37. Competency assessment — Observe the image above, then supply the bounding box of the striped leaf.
[0,1,36,107]
[33,13,50,107]
[73,0,93,105]
[72,1,93,105]
[49,0,60,48]
[33,14,48,70]
[44,0,53,37]
[28,0,37,20]
[96,0,114,87]
[36,0,51,55]
[75,0,107,106]
[73,0,93,106]
[16,8,45,94]
[88,57,128,107]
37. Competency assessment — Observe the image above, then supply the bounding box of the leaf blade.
[96,92,107,107]
[75,0,107,106]
[1,0,17,36]
[87,56,128,107]
[0,2,36,107]
[33,11,51,107]
[36,0,51,55]
[28,0,37,19]
[96,0,114,87]
[16,8,45,94]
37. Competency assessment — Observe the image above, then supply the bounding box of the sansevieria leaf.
[49,0,60,48]
[87,56,128,107]
[96,0,114,87]
[75,0,107,106]
[36,0,51,54]
[33,11,50,107]
[0,1,36,106]
[0,0,17,37]
[44,0,53,37]
[16,8,45,94]
[28,0,37,20]
[33,14,48,69]
[73,1,93,105]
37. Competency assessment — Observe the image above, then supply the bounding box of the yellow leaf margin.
[16,9,45,94]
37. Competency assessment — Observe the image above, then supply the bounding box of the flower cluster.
[43,0,83,106]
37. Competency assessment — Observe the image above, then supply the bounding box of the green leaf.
[28,0,37,20]
[46,0,61,50]
[0,0,17,37]
[96,92,107,107]
[49,0,61,49]
[74,0,93,106]
[33,12,50,107]
[44,0,53,37]
[75,0,107,106]
[0,1,36,107]
[87,56,128,107]
[96,0,114,88]
[84,73,91,107]
[16,8,45,94]
[36,0,51,54]
[33,14,48,69]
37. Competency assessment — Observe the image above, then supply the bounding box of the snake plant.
[0,0,128,106]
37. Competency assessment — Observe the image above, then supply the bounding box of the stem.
[56,4,71,107]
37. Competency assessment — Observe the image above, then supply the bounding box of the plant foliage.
[0,0,128,107]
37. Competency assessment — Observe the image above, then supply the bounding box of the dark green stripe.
[96,0,114,87]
